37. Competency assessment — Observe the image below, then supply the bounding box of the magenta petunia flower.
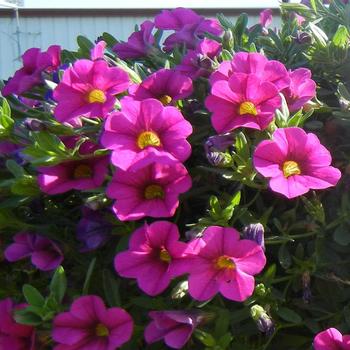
[176,38,222,80]
[314,328,350,350]
[52,295,133,350]
[282,68,317,112]
[253,127,341,199]
[91,40,107,61]
[53,59,130,124]
[154,8,223,51]
[0,298,35,350]
[4,232,63,271]
[106,152,192,221]
[210,52,290,91]
[128,68,193,105]
[183,226,266,302]
[101,97,192,170]
[260,9,273,29]
[144,310,204,349]
[113,20,155,60]
[115,221,188,296]
[2,45,61,96]
[37,140,109,195]
[205,72,281,133]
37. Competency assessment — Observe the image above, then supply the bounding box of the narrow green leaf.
[276,307,303,324]
[50,266,67,304]
[22,284,45,307]
[82,257,97,295]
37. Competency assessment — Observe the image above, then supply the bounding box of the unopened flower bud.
[24,118,46,131]
[171,280,189,300]
[255,283,267,297]
[223,30,234,48]
[206,151,232,167]
[295,31,312,44]
[302,271,312,303]
[243,223,265,250]
[250,305,274,336]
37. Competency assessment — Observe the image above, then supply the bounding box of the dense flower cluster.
[0,2,348,350]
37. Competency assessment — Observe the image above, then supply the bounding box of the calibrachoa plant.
[1,1,350,349]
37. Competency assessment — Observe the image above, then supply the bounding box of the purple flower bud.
[302,271,312,303]
[256,314,275,336]
[204,133,235,153]
[206,151,232,167]
[251,305,275,336]
[76,207,112,252]
[243,223,265,251]
[24,118,46,131]
[295,31,312,44]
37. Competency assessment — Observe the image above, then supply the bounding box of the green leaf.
[102,269,121,307]
[309,23,328,47]
[276,307,303,324]
[194,329,216,347]
[234,13,248,41]
[82,257,96,295]
[222,191,241,221]
[22,284,45,307]
[278,244,292,269]
[217,13,234,30]
[102,32,118,47]
[77,35,94,56]
[14,309,42,326]
[332,25,349,48]
[50,266,67,304]
[11,176,40,196]
[333,225,350,246]
[6,160,24,178]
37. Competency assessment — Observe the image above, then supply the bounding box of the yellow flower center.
[137,131,161,150]
[215,256,236,270]
[144,184,164,200]
[95,323,109,337]
[282,160,301,178]
[87,89,106,104]
[239,101,258,116]
[73,164,92,179]
[159,248,171,263]
[159,95,172,106]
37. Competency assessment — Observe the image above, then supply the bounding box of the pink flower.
[210,52,290,91]
[115,221,188,295]
[53,59,129,124]
[154,8,223,51]
[260,9,273,29]
[52,295,133,350]
[113,20,155,59]
[38,140,109,195]
[2,45,61,96]
[106,152,192,221]
[282,68,317,112]
[129,68,193,104]
[176,38,222,80]
[145,310,204,349]
[253,127,341,199]
[101,97,192,170]
[4,232,63,271]
[0,298,35,350]
[91,40,107,60]
[184,226,266,302]
[205,73,281,133]
[314,328,350,350]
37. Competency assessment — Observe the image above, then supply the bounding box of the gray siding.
[0,10,278,79]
